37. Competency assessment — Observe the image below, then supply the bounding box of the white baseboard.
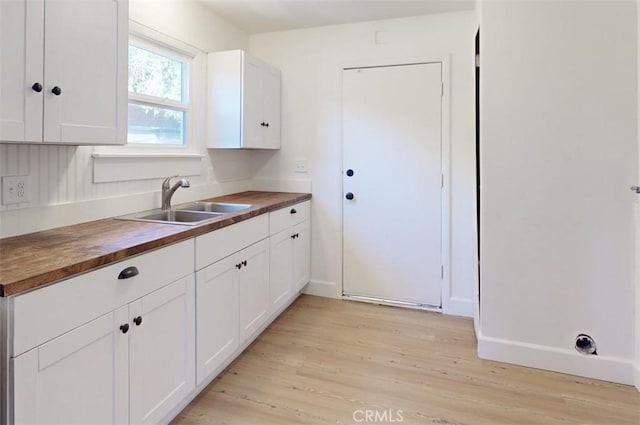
[251,178,312,193]
[0,180,251,238]
[443,296,473,317]
[478,334,634,385]
[303,279,341,299]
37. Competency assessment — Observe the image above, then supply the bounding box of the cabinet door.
[261,65,281,149]
[293,220,311,292]
[0,0,43,142]
[242,54,263,148]
[270,228,293,313]
[238,239,270,343]
[42,0,127,144]
[195,255,239,385]
[12,307,129,425]
[129,275,195,425]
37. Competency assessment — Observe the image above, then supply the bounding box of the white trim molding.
[92,152,203,183]
[303,280,341,299]
[478,333,635,386]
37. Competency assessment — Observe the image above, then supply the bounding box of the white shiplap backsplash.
[0,143,254,237]
[0,144,161,210]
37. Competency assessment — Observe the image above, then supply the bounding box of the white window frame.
[128,35,191,148]
[92,21,204,183]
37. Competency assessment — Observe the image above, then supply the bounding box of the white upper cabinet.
[0,0,127,145]
[207,50,281,149]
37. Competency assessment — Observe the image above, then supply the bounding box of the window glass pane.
[128,44,184,102]
[128,103,185,145]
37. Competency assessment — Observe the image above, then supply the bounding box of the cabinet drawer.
[195,215,269,270]
[269,201,310,235]
[12,239,195,357]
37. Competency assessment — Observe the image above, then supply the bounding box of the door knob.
[31,82,43,93]
[51,86,62,96]
[346,169,354,177]
[120,323,130,334]
[345,192,354,200]
[133,316,143,326]
[631,186,640,193]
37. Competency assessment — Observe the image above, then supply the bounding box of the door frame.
[340,54,452,312]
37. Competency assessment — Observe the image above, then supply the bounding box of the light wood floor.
[172,295,640,425]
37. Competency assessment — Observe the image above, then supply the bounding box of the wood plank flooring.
[172,295,640,425]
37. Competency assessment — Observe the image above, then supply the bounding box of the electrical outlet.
[294,160,308,174]
[2,175,31,205]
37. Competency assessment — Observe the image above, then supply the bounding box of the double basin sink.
[117,202,252,226]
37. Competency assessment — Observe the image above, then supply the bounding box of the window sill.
[92,152,203,183]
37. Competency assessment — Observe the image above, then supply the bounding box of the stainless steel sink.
[176,202,252,213]
[117,209,224,226]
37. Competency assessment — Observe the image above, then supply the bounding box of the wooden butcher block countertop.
[0,191,311,297]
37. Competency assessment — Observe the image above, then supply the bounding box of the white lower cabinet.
[12,275,195,425]
[5,200,312,424]
[129,276,195,425]
[269,201,311,313]
[195,215,270,385]
[13,307,129,425]
[195,255,239,385]
[9,240,195,425]
[238,239,270,343]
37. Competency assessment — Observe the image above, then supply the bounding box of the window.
[127,37,190,146]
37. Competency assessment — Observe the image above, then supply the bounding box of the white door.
[0,0,44,142]
[242,54,263,148]
[129,275,195,425]
[238,239,269,343]
[270,228,294,312]
[12,308,129,425]
[196,255,239,385]
[43,0,125,144]
[262,65,281,149]
[343,63,443,306]
[293,219,311,292]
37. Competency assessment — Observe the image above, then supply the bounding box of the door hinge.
[441,265,444,279]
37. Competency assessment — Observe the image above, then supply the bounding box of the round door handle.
[133,316,143,326]
[31,82,43,93]
[51,86,62,96]
[120,323,130,334]
[346,169,354,177]
[236,263,242,269]
[265,122,269,127]
[345,192,354,200]
[290,208,297,214]
[242,260,247,266]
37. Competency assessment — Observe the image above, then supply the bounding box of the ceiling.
[199,0,476,34]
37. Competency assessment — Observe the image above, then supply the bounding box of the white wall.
[0,0,250,238]
[480,0,637,384]
[249,11,478,315]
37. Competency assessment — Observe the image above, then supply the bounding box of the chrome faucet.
[161,175,190,211]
